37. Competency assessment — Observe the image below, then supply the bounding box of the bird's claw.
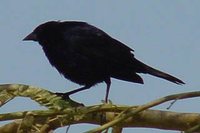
[55,92,70,100]
[101,99,112,104]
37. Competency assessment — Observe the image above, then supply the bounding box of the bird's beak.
[23,32,38,41]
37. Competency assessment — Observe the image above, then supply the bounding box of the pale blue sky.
[0,1,200,133]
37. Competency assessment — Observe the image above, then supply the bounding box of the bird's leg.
[100,78,111,132]
[55,85,92,99]
[105,78,111,103]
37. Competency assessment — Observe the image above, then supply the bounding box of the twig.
[166,99,178,109]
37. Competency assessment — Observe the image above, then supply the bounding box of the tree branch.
[1,84,200,133]
[1,108,200,132]
[87,91,200,133]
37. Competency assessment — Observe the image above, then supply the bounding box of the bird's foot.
[101,99,112,104]
[55,92,85,107]
[55,92,70,100]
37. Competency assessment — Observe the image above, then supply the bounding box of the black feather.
[23,21,185,101]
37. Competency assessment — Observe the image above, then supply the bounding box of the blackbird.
[23,21,185,102]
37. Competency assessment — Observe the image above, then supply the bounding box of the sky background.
[0,1,200,133]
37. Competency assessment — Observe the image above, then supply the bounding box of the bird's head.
[23,21,62,45]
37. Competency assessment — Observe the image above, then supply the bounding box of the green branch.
[87,91,200,133]
[0,84,83,110]
[1,84,200,133]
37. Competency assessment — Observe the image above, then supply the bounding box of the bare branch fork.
[0,84,200,133]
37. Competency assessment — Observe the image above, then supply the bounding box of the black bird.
[23,21,185,102]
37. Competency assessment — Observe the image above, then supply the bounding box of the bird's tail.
[134,59,185,85]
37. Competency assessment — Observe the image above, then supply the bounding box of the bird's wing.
[62,22,135,65]
[60,22,144,84]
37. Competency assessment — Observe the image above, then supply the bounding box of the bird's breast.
[42,46,109,86]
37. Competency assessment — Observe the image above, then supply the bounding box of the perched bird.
[23,21,185,102]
